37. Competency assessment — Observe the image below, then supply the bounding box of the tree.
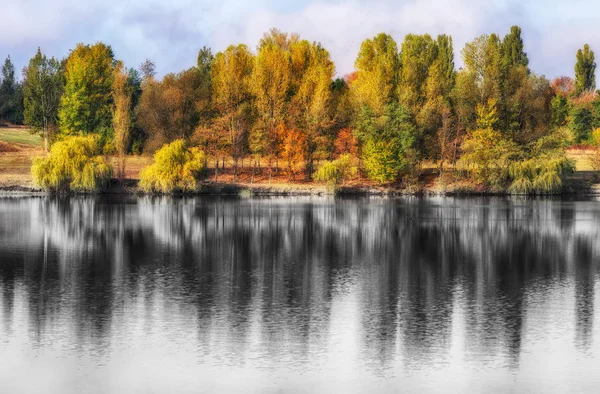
[23,48,64,151]
[58,43,115,147]
[0,56,24,124]
[290,40,335,177]
[356,103,417,184]
[501,26,529,71]
[139,139,205,193]
[211,44,254,178]
[112,62,131,179]
[136,68,202,151]
[353,33,400,114]
[250,35,291,173]
[31,135,112,192]
[575,44,596,95]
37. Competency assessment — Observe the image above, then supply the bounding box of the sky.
[1,0,599,80]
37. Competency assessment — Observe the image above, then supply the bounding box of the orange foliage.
[277,122,306,178]
[551,76,574,97]
[334,128,358,158]
[571,90,598,107]
[344,71,358,87]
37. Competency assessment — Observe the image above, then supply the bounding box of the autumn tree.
[250,31,292,173]
[211,44,254,178]
[352,33,400,114]
[112,62,131,179]
[23,48,64,151]
[59,43,115,148]
[575,44,596,95]
[136,68,202,151]
[290,40,335,177]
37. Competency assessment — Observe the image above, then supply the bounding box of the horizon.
[1,0,599,80]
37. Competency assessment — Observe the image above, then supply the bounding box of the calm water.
[0,196,599,393]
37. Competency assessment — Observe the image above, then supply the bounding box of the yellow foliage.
[313,154,357,186]
[31,135,112,192]
[139,139,205,193]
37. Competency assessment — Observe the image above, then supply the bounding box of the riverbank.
[2,126,600,196]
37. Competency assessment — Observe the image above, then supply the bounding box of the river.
[0,196,599,393]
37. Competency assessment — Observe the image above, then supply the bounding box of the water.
[0,196,599,393]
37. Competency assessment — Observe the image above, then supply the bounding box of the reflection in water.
[0,196,599,393]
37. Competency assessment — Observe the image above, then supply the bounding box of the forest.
[0,26,599,193]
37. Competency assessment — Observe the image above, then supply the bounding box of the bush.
[508,156,575,195]
[31,135,112,192]
[313,154,357,186]
[139,139,205,193]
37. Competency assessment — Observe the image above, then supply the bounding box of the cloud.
[0,0,598,80]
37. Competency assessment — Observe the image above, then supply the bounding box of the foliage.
[278,123,306,178]
[508,131,575,194]
[575,44,596,95]
[459,127,517,189]
[23,48,64,151]
[356,103,416,184]
[334,128,358,158]
[31,135,112,192]
[139,139,205,193]
[0,56,24,124]
[569,105,593,143]
[58,43,115,146]
[313,154,357,186]
[353,33,399,114]
[136,67,203,151]
[113,62,131,178]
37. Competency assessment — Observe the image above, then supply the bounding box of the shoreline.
[1,180,600,197]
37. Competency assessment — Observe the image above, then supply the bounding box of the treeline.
[3,26,600,192]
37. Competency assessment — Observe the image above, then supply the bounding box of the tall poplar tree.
[575,44,596,95]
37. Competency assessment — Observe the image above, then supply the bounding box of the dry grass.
[566,148,597,171]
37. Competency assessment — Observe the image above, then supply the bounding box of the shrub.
[509,156,575,194]
[31,135,112,192]
[313,154,357,186]
[139,139,205,193]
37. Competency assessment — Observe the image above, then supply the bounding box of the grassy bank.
[2,127,600,195]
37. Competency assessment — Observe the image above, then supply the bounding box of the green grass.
[0,128,42,147]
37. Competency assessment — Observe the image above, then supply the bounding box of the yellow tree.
[250,32,292,174]
[112,62,131,180]
[211,44,254,179]
[291,41,335,177]
[352,33,400,115]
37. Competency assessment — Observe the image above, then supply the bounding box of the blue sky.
[1,0,599,79]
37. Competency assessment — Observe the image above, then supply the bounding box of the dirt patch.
[0,141,19,153]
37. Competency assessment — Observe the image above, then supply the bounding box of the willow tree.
[23,48,64,151]
[58,43,115,147]
[352,33,400,115]
[211,44,254,178]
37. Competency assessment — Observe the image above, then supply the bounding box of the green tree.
[501,26,529,71]
[570,105,593,142]
[23,48,64,151]
[58,43,115,146]
[575,44,596,95]
[0,56,24,124]
[356,103,416,184]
